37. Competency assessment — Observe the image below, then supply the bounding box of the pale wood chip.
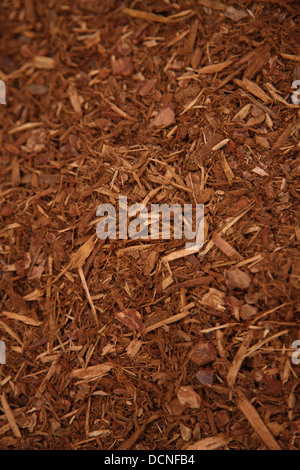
[202,288,226,311]
[1,311,42,326]
[0,319,23,345]
[145,303,194,333]
[8,122,42,135]
[221,153,234,184]
[232,104,252,121]
[245,330,288,358]
[126,339,142,358]
[177,386,201,408]
[68,84,83,115]
[1,393,22,438]
[227,331,253,387]
[78,267,99,326]
[255,135,270,149]
[122,7,173,23]
[32,56,56,69]
[102,96,133,120]
[265,82,294,107]
[71,362,114,380]
[197,0,226,11]
[237,393,281,450]
[186,433,229,450]
[252,166,269,177]
[35,360,58,397]
[212,233,243,259]
[280,53,300,62]
[71,237,95,269]
[198,60,232,75]
[23,289,43,301]
[234,78,272,104]
[212,138,230,151]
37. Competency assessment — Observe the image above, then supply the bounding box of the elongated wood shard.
[1,394,22,438]
[71,363,114,381]
[186,433,229,450]
[227,332,253,387]
[237,393,281,450]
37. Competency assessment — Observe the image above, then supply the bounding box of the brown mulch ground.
[0,0,299,451]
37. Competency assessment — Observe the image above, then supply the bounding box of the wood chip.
[212,234,243,259]
[0,394,22,438]
[237,393,281,450]
[197,0,226,11]
[212,138,230,151]
[71,237,96,269]
[198,60,232,75]
[177,386,201,408]
[1,311,42,326]
[115,308,145,333]
[280,53,300,62]
[227,332,253,387]
[186,433,229,450]
[78,267,99,326]
[234,78,272,104]
[145,303,194,333]
[252,166,269,176]
[202,288,226,311]
[71,363,113,381]
[122,7,173,23]
[32,56,56,69]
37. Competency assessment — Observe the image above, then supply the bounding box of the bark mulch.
[0,0,299,450]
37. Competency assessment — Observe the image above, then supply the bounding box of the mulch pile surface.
[0,0,299,450]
